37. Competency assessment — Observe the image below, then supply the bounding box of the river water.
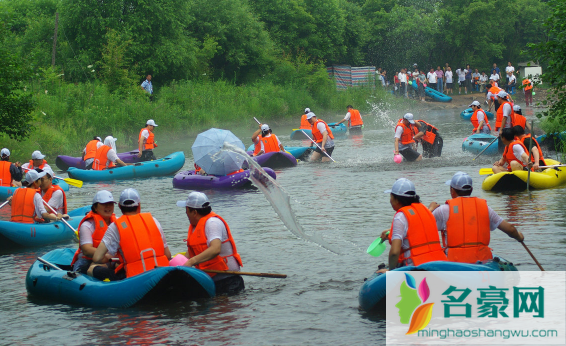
[0,100,563,345]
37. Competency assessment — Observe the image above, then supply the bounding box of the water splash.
[221,143,341,254]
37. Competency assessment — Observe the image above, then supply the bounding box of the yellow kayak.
[482,159,566,191]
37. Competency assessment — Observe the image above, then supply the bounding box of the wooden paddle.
[472,137,499,161]
[203,269,287,278]
[520,242,544,271]
[301,130,336,162]
[23,167,83,188]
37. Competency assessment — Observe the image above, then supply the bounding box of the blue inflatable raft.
[26,248,215,308]
[460,108,495,120]
[462,134,499,156]
[359,256,517,312]
[67,151,185,182]
[290,123,347,140]
[410,81,452,102]
[0,179,69,201]
[0,205,89,248]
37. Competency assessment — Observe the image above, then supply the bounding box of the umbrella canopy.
[191,128,247,176]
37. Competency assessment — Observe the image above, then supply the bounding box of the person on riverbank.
[138,119,158,161]
[398,69,407,98]
[469,101,491,134]
[39,167,67,215]
[428,172,524,263]
[251,124,285,156]
[307,112,335,162]
[479,72,488,92]
[417,70,427,101]
[505,71,516,93]
[492,128,531,173]
[82,137,102,170]
[472,69,480,91]
[0,148,23,187]
[514,125,546,170]
[427,68,437,91]
[91,188,171,281]
[376,178,447,273]
[21,150,51,171]
[8,170,64,223]
[93,136,129,170]
[455,67,466,95]
[178,191,244,295]
[335,105,363,134]
[394,113,422,162]
[141,74,153,101]
[300,108,311,130]
[465,64,473,94]
[71,190,117,274]
[522,78,533,106]
[414,119,442,158]
[435,66,444,93]
[445,67,453,94]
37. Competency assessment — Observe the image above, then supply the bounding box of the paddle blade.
[479,168,494,175]
[64,177,83,188]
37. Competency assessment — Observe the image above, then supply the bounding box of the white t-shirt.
[502,103,513,129]
[490,73,500,82]
[259,133,281,152]
[398,73,407,83]
[475,110,490,133]
[202,217,240,272]
[394,125,412,151]
[343,112,351,120]
[316,122,334,148]
[456,69,467,82]
[78,219,96,260]
[479,74,488,83]
[507,75,516,84]
[427,72,437,83]
[512,143,526,161]
[390,212,414,266]
[102,216,168,259]
[140,129,150,139]
[445,71,453,83]
[41,188,64,214]
[505,66,515,74]
[33,192,48,219]
[107,149,119,164]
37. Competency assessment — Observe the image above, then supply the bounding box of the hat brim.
[96,200,117,204]
[176,200,187,208]
[384,189,392,194]
[407,120,415,124]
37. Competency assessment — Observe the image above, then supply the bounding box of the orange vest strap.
[311,120,334,143]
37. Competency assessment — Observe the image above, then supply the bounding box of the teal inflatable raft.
[410,81,452,102]
[462,134,499,156]
[290,123,347,140]
[460,108,495,120]
[0,179,69,201]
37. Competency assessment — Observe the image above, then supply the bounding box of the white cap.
[497,90,508,98]
[469,101,481,107]
[446,171,473,191]
[25,170,46,183]
[43,167,55,178]
[93,190,116,204]
[261,124,270,131]
[104,136,117,152]
[176,191,210,209]
[1,148,10,157]
[513,105,521,112]
[306,112,316,120]
[31,150,45,160]
[119,188,141,207]
[403,113,415,124]
[384,178,416,197]
[304,108,310,114]
[96,136,102,142]
[146,119,158,127]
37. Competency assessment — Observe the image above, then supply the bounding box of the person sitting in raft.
[376,178,447,273]
[413,119,442,158]
[82,136,102,170]
[492,128,532,174]
[0,148,24,187]
[429,172,524,263]
[251,124,285,156]
[300,108,312,130]
[138,119,158,161]
[514,125,546,171]
[91,188,171,281]
[71,190,117,274]
[306,112,335,162]
[38,167,68,217]
[394,113,422,162]
[335,105,363,134]
[194,163,207,176]
[92,136,129,170]
[177,191,244,295]
[21,150,51,171]
[7,170,65,223]
[469,101,491,135]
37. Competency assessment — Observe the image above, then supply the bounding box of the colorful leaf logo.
[406,303,434,335]
[417,277,430,302]
[405,273,416,289]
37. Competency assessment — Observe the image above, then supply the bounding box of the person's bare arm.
[184,239,221,267]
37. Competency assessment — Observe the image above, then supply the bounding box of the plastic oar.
[538,164,566,169]
[300,130,336,162]
[37,257,63,270]
[526,121,535,193]
[253,117,261,125]
[479,168,494,175]
[472,137,499,161]
[203,269,287,278]
[0,200,9,210]
[41,200,78,239]
[23,167,82,188]
[520,242,545,271]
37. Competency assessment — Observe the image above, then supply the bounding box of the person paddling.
[92,136,129,170]
[306,112,335,162]
[39,167,67,216]
[251,124,285,156]
[21,150,51,171]
[138,119,158,161]
[376,178,447,273]
[0,148,24,187]
[514,125,546,170]
[82,137,102,170]
[428,172,524,263]
[492,128,532,174]
[413,119,442,158]
[394,113,422,162]
[469,101,491,135]
[335,105,363,134]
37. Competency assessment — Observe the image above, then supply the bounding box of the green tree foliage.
[99,29,136,95]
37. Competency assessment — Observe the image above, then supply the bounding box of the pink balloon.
[394,154,403,164]
[169,254,188,266]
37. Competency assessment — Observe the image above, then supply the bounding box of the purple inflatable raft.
[246,151,297,169]
[172,168,277,190]
[55,150,144,171]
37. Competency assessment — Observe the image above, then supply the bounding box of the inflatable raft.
[246,145,312,161]
[252,152,297,168]
[482,159,566,191]
[536,131,566,152]
[410,81,452,102]
[173,168,277,190]
[67,151,185,182]
[26,248,215,308]
[462,134,499,156]
[56,150,143,171]
[0,205,89,248]
[0,179,69,201]
[359,256,517,312]
[290,123,347,140]
[460,108,495,120]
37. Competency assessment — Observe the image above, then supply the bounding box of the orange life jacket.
[0,161,12,187]
[42,185,68,214]
[10,188,39,223]
[489,86,502,100]
[227,169,244,176]
[28,160,47,170]
[253,135,263,156]
[93,145,116,170]
[300,114,311,130]
[416,120,438,144]
[84,140,99,161]
[139,128,156,151]
[470,109,491,133]
[71,211,117,265]
[194,163,202,173]
[512,112,527,130]
[260,134,280,154]
[187,212,243,277]
[495,101,514,130]
[348,109,363,127]
[520,134,546,166]
[444,197,492,263]
[522,79,533,91]
[503,140,528,169]
[395,120,415,146]
[388,203,447,266]
[311,119,334,143]
[115,213,169,278]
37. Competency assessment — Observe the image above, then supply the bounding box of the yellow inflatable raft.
[482,159,566,191]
